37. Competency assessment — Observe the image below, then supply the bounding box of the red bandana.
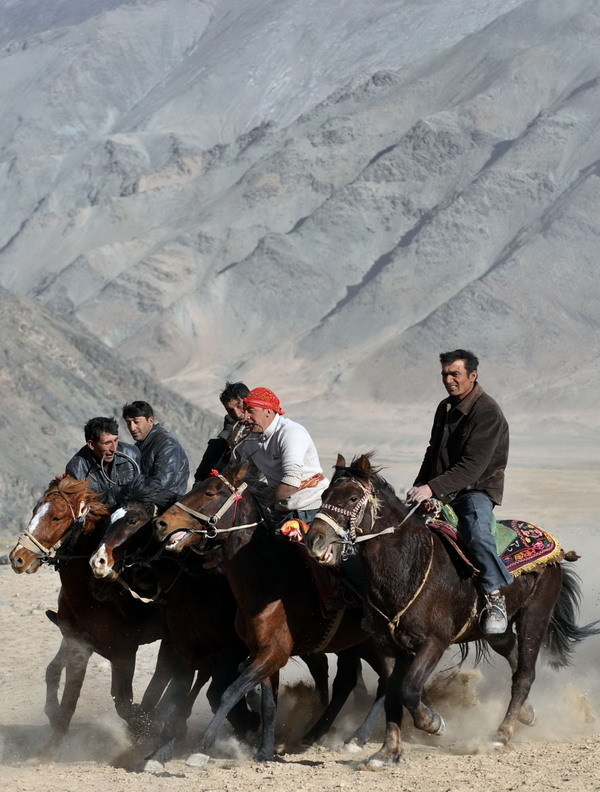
[243,387,285,415]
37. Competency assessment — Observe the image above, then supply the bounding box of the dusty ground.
[1,457,600,792]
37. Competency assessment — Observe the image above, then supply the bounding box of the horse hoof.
[343,740,363,754]
[362,751,401,769]
[433,715,446,736]
[518,704,537,727]
[490,734,508,749]
[186,752,211,767]
[142,759,164,773]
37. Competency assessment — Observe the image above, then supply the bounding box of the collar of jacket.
[446,380,484,416]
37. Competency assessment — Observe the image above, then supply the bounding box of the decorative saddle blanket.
[427,516,563,578]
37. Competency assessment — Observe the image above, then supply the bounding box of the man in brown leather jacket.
[407,349,512,635]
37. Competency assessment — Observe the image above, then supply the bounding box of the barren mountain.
[0,0,598,533]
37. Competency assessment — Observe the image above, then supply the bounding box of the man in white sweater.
[238,387,329,524]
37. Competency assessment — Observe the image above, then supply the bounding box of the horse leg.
[44,638,67,727]
[37,639,93,761]
[345,651,394,750]
[137,639,176,717]
[486,630,536,726]
[110,652,137,725]
[256,671,279,762]
[366,653,412,767]
[302,648,360,744]
[207,648,261,737]
[301,653,329,710]
[493,571,561,746]
[395,638,447,735]
[192,654,284,760]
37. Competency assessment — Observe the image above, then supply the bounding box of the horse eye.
[128,518,138,525]
[349,496,359,503]
[51,516,62,522]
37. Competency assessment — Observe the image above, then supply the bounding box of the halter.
[14,491,91,565]
[316,475,421,549]
[171,470,261,538]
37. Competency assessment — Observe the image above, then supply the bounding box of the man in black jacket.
[194,381,250,483]
[123,401,190,504]
[407,349,512,635]
[65,416,141,507]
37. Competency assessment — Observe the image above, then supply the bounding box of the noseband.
[14,492,90,565]
[171,470,261,538]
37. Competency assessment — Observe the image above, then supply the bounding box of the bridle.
[170,470,262,539]
[14,491,91,566]
[315,474,420,557]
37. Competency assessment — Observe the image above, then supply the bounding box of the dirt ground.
[1,458,600,792]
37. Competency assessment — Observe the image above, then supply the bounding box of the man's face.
[125,415,155,442]
[87,432,119,462]
[441,359,477,400]
[243,405,274,433]
[223,398,245,422]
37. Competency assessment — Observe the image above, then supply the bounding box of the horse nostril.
[14,556,23,567]
[155,520,166,530]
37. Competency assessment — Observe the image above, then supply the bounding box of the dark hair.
[122,400,154,420]
[439,349,479,375]
[219,381,249,404]
[84,416,119,443]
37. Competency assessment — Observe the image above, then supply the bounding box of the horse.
[89,495,264,761]
[9,476,174,760]
[304,453,600,767]
[153,463,391,762]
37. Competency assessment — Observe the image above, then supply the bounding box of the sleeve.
[194,437,229,482]
[65,454,90,481]
[277,424,312,487]
[146,434,188,491]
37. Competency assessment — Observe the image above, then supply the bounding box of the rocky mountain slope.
[0,0,598,534]
[0,287,215,541]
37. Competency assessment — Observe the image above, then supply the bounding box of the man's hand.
[406,484,433,503]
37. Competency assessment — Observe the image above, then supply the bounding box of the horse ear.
[356,454,373,474]
[334,454,346,469]
[231,460,251,486]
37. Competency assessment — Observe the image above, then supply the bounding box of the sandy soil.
[2,459,600,792]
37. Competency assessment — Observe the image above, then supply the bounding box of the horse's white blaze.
[26,502,50,535]
[110,507,127,524]
[90,543,111,576]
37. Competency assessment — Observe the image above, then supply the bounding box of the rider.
[65,416,141,507]
[194,381,250,483]
[407,349,513,635]
[122,400,190,504]
[236,387,329,526]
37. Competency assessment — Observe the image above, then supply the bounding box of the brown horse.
[153,463,391,762]
[9,477,173,759]
[305,453,600,766]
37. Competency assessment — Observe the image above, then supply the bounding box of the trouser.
[451,490,513,594]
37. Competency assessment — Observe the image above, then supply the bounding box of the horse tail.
[543,563,600,669]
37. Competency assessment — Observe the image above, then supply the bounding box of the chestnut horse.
[305,453,600,767]
[9,477,173,759]
[153,463,390,762]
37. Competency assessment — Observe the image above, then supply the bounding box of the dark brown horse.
[305,453,600,766]
[89,496,263,761]
[9,477,173,759]
[153,463,390,762]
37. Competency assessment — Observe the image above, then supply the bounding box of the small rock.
[186,752,210,768]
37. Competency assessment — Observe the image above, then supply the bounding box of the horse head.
[10,476,110,574]
[306,453,383,566]
[154,462,254,555]
[89,500,157,580]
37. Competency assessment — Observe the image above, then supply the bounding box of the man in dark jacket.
[194,381,250,483]
[407,349,512,635]
[65,416,142,507]
[122,400,189,503]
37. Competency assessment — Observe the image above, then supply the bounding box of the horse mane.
[51,475,111,522]
[344,453,398,500]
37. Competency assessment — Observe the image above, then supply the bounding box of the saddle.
[425,502,563,578]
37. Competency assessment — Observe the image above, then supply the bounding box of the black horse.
[305,453,600,767]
